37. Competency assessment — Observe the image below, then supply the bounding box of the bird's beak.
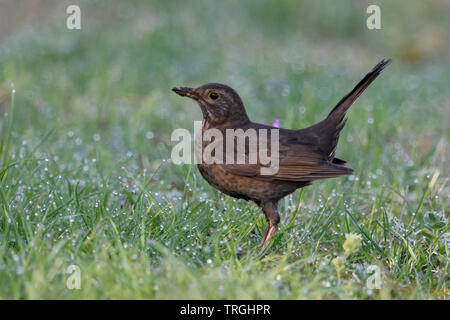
[172,87,199,100]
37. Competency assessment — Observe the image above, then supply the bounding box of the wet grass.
[0,0,448,299]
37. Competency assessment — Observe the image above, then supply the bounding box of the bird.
[172,58,391,247]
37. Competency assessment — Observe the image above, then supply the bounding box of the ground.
[0,0,448,299]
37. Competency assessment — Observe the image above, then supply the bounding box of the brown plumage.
[173,59,391,246]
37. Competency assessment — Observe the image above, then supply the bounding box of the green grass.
[0,0,448,299]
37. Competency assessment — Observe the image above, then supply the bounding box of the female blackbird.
[173,59,391,246]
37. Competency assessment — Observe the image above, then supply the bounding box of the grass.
[0,0,448,299]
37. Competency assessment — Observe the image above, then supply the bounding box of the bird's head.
[172,83,249,125]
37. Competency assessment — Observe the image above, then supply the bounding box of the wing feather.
[222,132,352,182]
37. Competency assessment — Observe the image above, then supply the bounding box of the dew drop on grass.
[93,133,101,142]
[145,131,154,139]
[16,266,24,275]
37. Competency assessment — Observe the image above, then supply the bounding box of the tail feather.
[327,58,392,125]
[305,58,392,159]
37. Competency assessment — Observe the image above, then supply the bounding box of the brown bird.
[172,59,391,246]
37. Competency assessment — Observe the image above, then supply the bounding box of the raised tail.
[305,58,392,159]
[326,58,391,126]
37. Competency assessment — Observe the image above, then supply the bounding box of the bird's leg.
[260,201,280,246]
[261,225,271,243]
[263,225,278,244]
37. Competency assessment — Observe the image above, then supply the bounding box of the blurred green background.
[0,0,448,299]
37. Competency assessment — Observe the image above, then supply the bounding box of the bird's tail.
[326,58,391,125]
[307,58,391,159]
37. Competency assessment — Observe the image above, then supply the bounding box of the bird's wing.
[221,134,353,182]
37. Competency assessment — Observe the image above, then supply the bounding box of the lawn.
[0,0,448,299]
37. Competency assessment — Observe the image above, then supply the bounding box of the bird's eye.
[208,92,219,100]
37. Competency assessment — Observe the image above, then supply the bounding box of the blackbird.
[172,59,391,246]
